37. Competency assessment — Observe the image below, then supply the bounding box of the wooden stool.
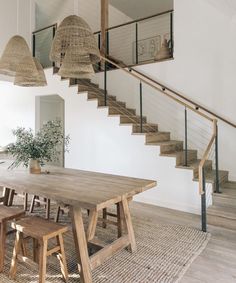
[102,197,133,237]
[0,206,25,272]
[30,196,51,219]
[55,205,70,223]
[8,190,29,211]
[9,216,68,283]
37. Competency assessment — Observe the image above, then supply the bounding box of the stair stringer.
[32,68,214,215]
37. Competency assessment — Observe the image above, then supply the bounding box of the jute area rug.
[0,204,210,283]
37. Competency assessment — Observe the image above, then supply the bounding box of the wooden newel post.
[101,0,109,57]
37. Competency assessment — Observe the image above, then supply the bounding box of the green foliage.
[8,120,70,169]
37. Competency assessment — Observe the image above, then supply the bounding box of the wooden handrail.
[104,55,236,128]
[129,67,236,128]
[101,55,214,122]
[32,23,57,35]
[198,119,217,194]
[94,10,173,35]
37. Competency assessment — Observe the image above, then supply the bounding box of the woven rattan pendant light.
[50,15,100,65]
[58,48,94,78]
[14,57,47,87]
[0,35,37,77]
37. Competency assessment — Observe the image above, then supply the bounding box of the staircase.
[58,70,236,231]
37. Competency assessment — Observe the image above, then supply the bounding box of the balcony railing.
[32,10,173,68]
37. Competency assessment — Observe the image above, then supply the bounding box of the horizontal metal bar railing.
[32,23,57,35]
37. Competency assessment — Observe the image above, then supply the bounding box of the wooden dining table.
[0,162,156,283]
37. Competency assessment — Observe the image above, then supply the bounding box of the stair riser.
[146,133,170,143]
[133,125,158,133]
[176,151,198,166]
[120,116,147,124]
[213,196,236,208]
[160,142,183,154]
[208,214,236,230]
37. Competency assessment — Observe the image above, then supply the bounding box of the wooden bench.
[9,216,69,283]
[0,206,25,272]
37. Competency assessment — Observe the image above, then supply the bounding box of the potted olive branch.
[7,120,70,173]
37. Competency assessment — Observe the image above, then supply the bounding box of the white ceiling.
[109,0,173,19]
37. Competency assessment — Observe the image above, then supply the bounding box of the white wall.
[94,0,236,181]
[0,0,33,55]
[0,69,212,216]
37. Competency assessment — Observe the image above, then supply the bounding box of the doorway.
[35,95,65,167]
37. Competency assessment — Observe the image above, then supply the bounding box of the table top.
[0,162,157,210]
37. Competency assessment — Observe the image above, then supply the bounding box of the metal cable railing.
[99,54,224,232]
[94,10,173,66]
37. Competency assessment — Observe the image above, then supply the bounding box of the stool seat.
[13,216,68,240]
[0,206,25,223]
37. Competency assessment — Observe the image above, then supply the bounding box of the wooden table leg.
[117,203,125,238]
[70,206,92,283]
[121,198,137,253]
[87,209,98,242]
[0,222,6,272]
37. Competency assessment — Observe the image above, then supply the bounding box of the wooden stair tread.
[193,170,228,183]
[132,131,170,136]
[146,140,183,146]
[122,122,158,127]
[160,149,197,158]
[176,159,212,170]
[208,205,236,220]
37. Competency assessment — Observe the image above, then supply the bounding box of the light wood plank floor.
[130,202,236,283]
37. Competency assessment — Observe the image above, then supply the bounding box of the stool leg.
[9,231,22,279]
[38,240,48,283]
[117,203,123,238]
[3,188,10,206]
[57,234,68,282]
[45,199,50,220]
[0,222,6,272]
[102,208,107,228]
[55,207,61,223]
[8,189,15,206]
[29,195,37,214]
[33,238,39,263]
[23,193,28,211]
